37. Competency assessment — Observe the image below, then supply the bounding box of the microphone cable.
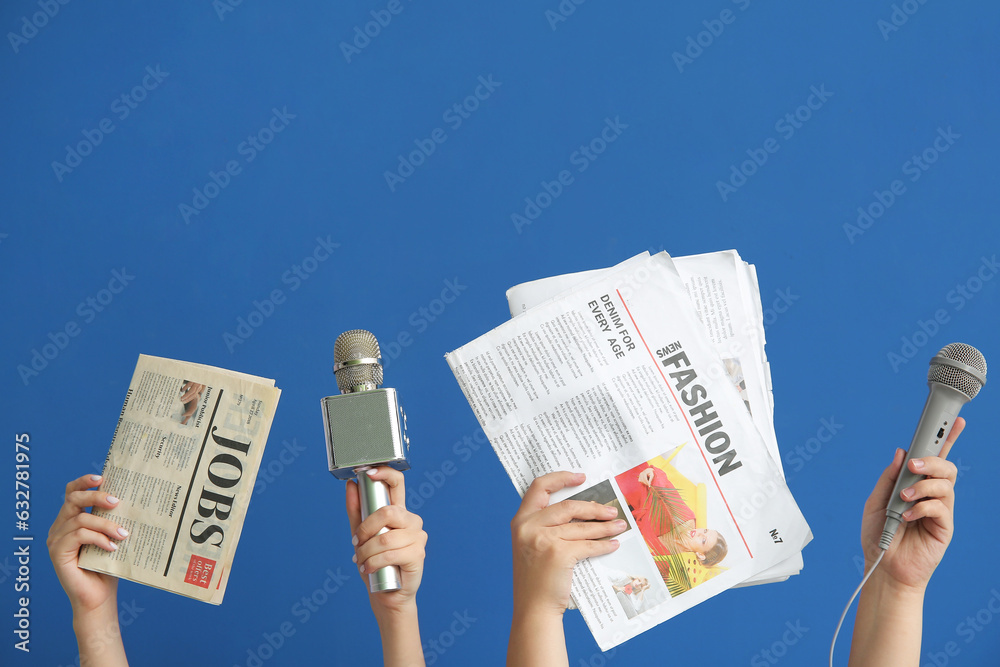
[828,547,886,667]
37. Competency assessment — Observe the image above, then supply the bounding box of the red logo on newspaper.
[184,555,216,589]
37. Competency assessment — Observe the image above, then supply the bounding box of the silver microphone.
[321,330,411,593]
[880,343,986,549]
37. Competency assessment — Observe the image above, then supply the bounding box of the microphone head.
[333,329,384,393]
[928,343,987,400]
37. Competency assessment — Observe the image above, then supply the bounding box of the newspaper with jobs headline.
[79,354,281,604]
[446,252,811,650]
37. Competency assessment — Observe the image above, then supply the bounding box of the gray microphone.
[321,329,411,593]
[880,343,986,549]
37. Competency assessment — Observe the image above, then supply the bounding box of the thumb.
[865,448,906,514]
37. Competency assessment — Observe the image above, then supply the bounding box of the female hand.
[511,471,627,617]
[345,467,427,618]
[179,381,205,404]
[860,418,964,590]
[638,468,655,487]
[47,474,129,614]
[179,382,205,424]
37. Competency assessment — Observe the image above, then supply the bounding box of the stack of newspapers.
[446,251,811,650]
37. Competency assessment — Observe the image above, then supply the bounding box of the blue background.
[2,1,998,665]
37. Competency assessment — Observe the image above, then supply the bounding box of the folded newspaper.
[79,354,281,604]
[445,251,811,650]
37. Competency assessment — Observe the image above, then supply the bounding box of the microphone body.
[881,343,986,549]
[322,330,411,593]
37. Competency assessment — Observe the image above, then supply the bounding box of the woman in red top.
[617,461,727,566]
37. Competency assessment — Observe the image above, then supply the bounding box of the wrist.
[72,599,124,658]
[858,568,927,628]
[867,566,928,601]
[512,598,566,628]
[372,598,419,628]
[71,596,119,630]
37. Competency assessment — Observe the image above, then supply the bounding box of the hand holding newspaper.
[446,251,811,650]
[78,354,281,604]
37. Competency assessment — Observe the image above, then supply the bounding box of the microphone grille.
[333,329,383,393]
[928,343,987,400]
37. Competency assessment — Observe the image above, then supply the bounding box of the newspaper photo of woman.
[615,453,728,597]
[606,569,651,619]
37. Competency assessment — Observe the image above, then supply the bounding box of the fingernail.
[614,520,627,529]
[117,527,129,538]
[365,468,378,477]
[574,472,586,481]
[351,534,358,546]
[107,495,119,505]
[604,506,618,517]
[911,459,925,470]
[351,554,357,563]
[901,487,914,500]
[109,542,118,551]
[609,539,620,548]
[903,510,914,520]
[359,563,366,573]
[90,474,102,482]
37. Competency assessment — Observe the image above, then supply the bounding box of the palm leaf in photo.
[642,482,689,535]
[650,545,693,598]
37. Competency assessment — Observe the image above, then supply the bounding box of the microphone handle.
[880,383,966,549]
[358,471,403,593]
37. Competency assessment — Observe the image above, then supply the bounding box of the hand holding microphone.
[344,466,426,615]
[322,330,412,594]
[880,343,986,550]
[832,344,985,666]
[322,330,428,665]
